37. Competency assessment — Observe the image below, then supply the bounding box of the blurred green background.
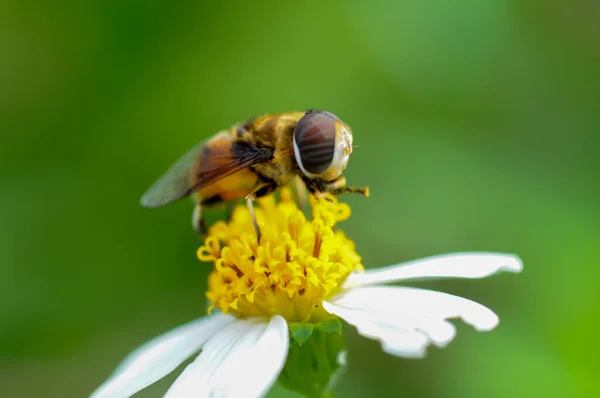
[1,0,598,397]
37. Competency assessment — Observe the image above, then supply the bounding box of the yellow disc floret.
[198,187,363,323]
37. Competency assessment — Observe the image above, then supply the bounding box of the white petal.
[165,316,289,398]
[343,252,523,288]
[91,313,235,398]
[323,301,429,358]
[220,316,289,398]
[324,286,499,358]
[164,319,260,397]
[331,286,499,331]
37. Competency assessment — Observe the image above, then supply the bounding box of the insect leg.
[328,186,370,197]
[245,195,261,243]
[323,177,370,198]
[324,176,347,191]
[294,176,309,214]
[252,181,277,198]
[243,182,277,242]
[192,203,207,234]
[301,176,326,196]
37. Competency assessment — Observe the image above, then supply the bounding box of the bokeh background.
[1,0,598,397]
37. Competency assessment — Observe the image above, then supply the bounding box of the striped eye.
[293,111,337,176]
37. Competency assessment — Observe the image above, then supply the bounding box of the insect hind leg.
[245,195,261,243]
[192,203,207,235]
[241,183,276,243]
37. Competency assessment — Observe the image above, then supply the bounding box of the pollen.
[197,187,364,323]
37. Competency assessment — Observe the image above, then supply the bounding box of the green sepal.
[290,322,314,345]
[314,317,342,335]
[279,328,347,398]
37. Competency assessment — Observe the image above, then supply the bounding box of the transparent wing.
[139,132,269,208]
[140,139,208,208]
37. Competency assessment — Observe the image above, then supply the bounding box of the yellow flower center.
[197,187,364,323]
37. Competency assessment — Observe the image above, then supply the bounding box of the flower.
[91,189,522,398]
[198,187,362,323]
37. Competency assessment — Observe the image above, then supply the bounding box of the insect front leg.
[322,177,370,198]
[301,176,326,197]
[328,185,370,197]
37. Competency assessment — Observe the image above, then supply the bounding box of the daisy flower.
[91,188,522,398]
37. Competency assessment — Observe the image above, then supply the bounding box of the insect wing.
[140,132,267,208]
[139,139,208,208]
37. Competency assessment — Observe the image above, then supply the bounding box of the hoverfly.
[140,110,368,237]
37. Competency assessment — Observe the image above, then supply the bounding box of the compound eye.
[293,111,337,175]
